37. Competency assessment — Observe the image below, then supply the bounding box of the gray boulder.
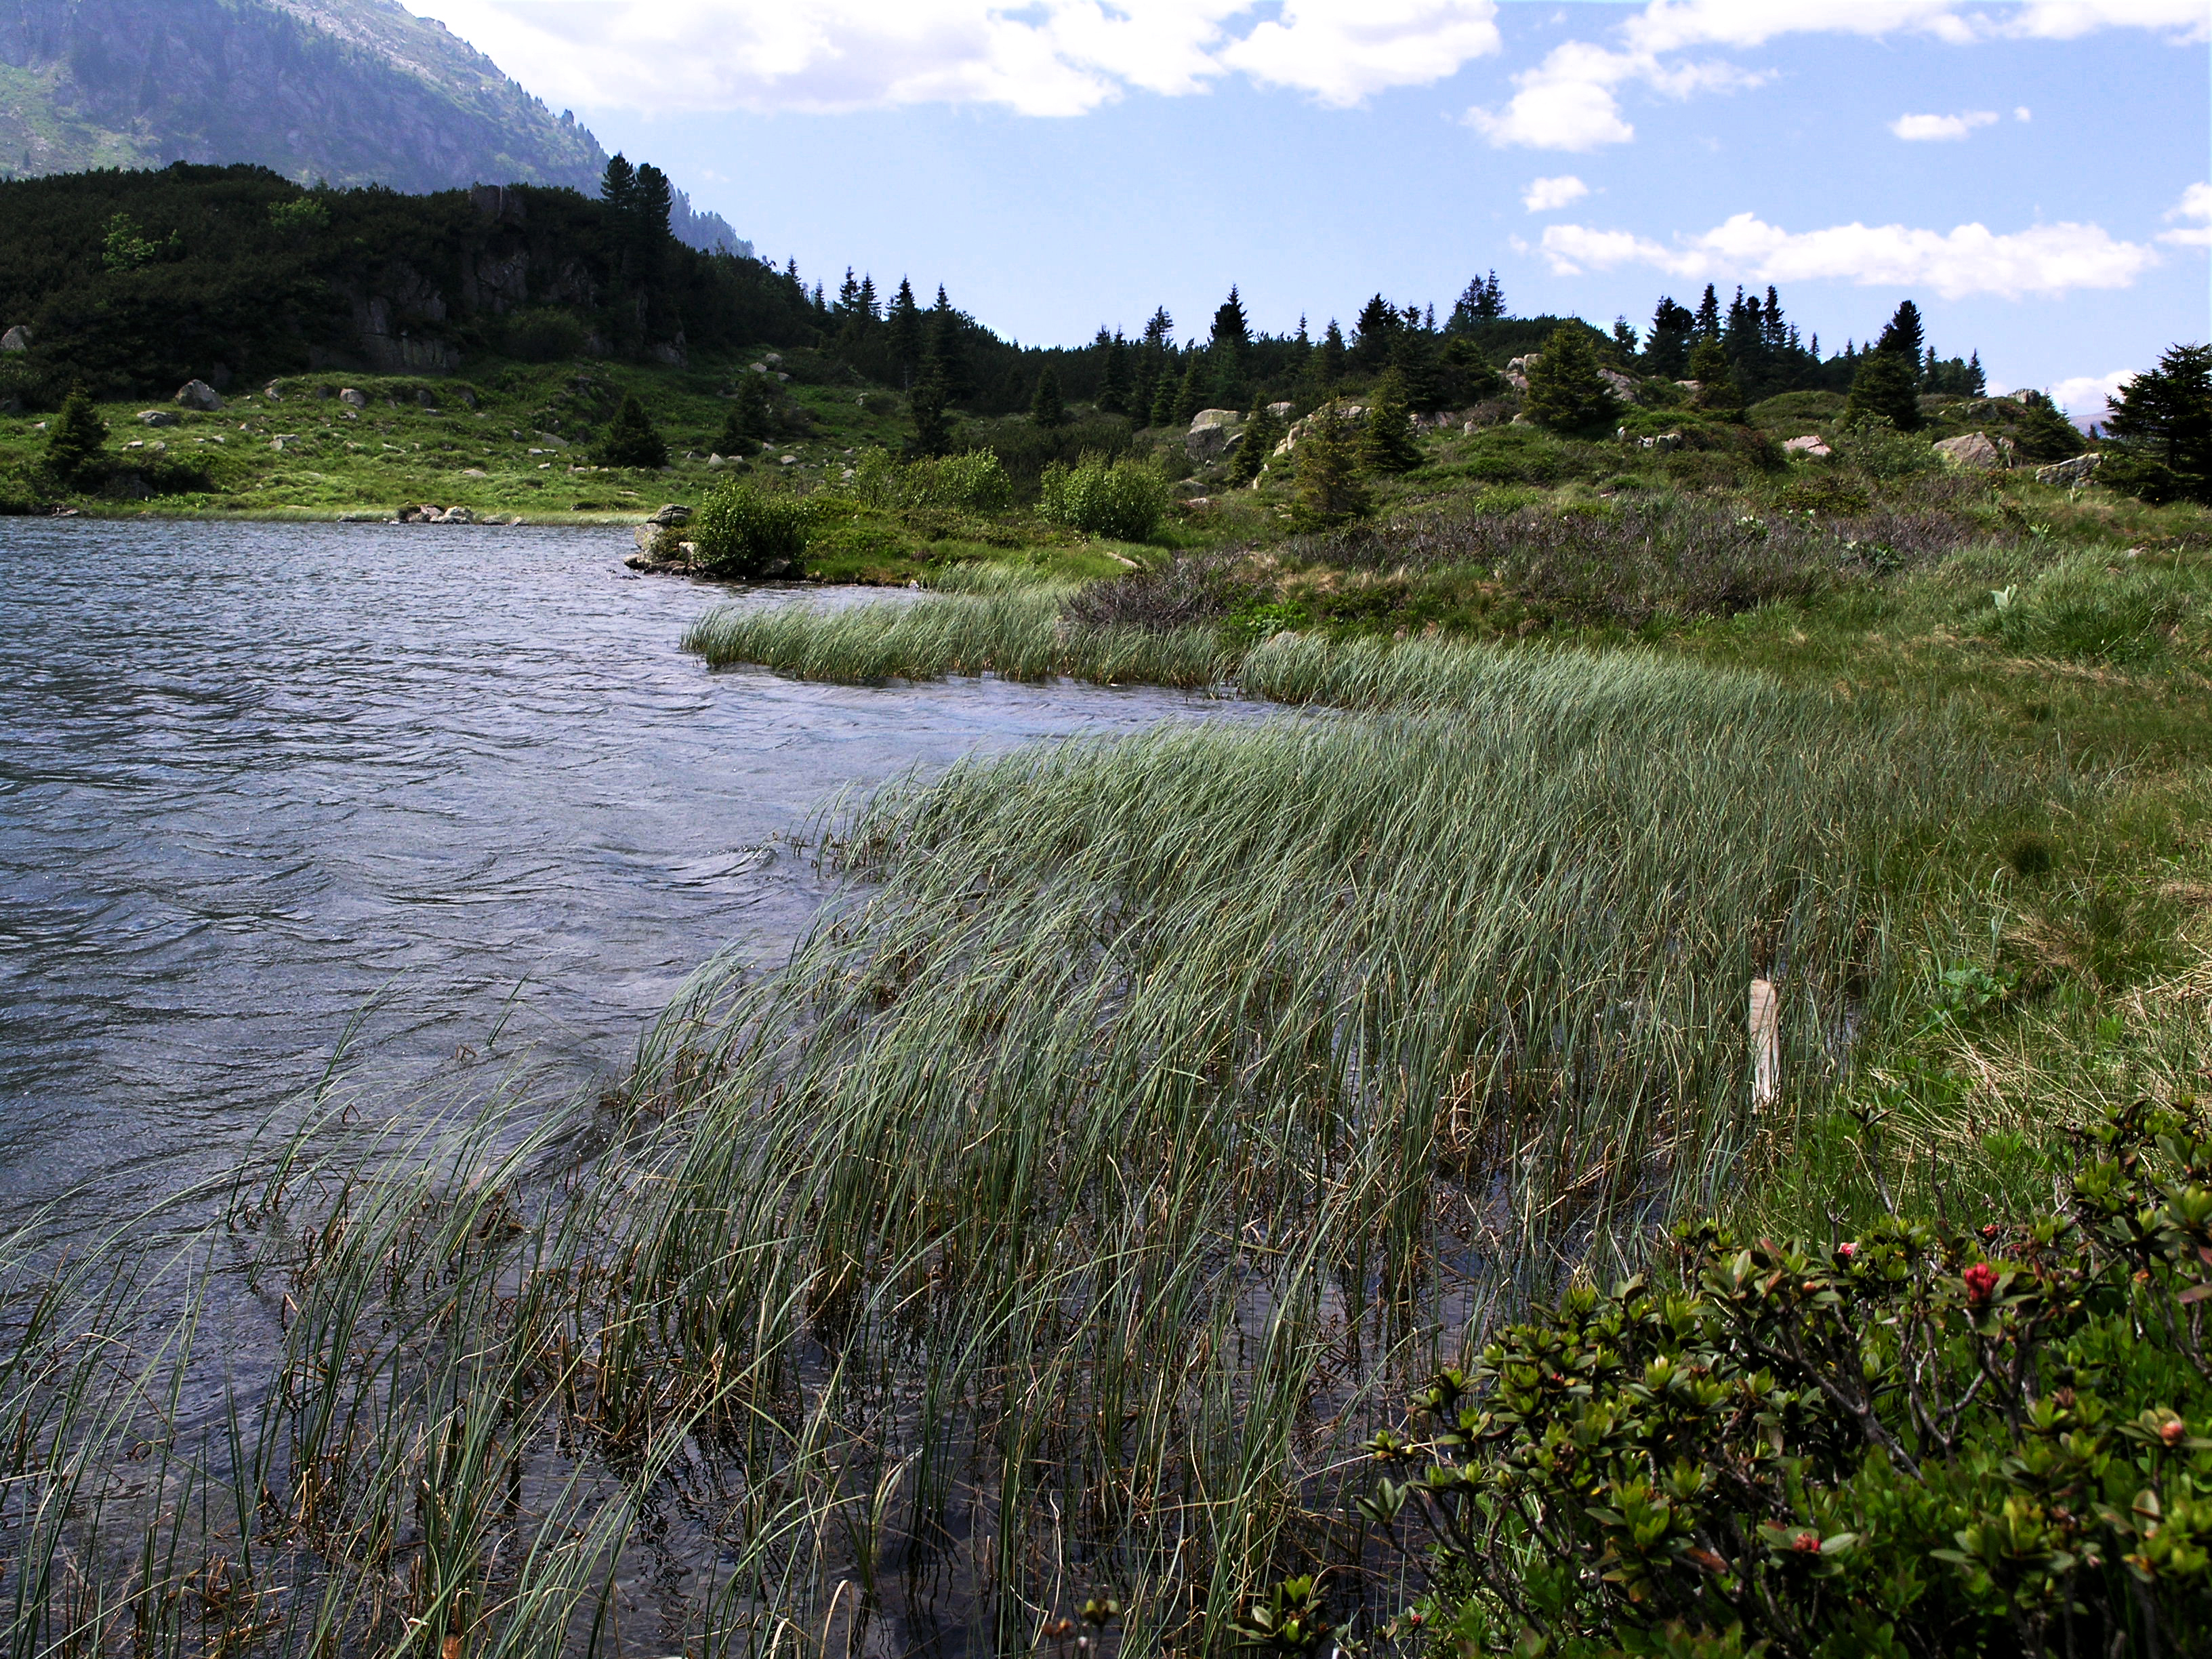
[338,388,369,409]
[649,503,693,527]
[0,325,30,353]
[2035,453,2102,488]
[1185,408,1244,462]
[1933,432,2004,471]
[1782,434,1831,458]
[136,410,180,428]
[175,379,225,411]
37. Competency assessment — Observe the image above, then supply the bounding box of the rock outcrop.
[1185,409,1243,462]
[1782,434,1832,458]
[1933,432,2009,471]
[174,380,224,411]
[2035,453,2102,488]
[0,326,30,353]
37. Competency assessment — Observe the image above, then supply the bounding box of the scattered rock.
[1273,406,1367,458]
[2035,453,2102,488]
[1,325,31,353]
[1933,432,2005,470]
[779,454,798,466]
[1782,434,1831,458]
[338,388,368,409]
[1267,401,1294,419]
[763,352,782,367]
[460,468,488,477]
[175,380,225,411]
[1185,408,1244,462]
[263,380,285,401]
[649,503,693,527]
[269,435,299,452]
[137,410,179,428]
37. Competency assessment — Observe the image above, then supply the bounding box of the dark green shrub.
[691,478,811,578]
[503,308,589,363]
[1525,325,1623,434]
[1847,351,1924,432]
[1355,1101,2212,1659]
[595,394,668,469]
[41,383,106,489]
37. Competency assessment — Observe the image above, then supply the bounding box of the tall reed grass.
[0,642,2034,1657]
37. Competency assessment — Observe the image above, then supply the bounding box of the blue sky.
[411,1,2211,415]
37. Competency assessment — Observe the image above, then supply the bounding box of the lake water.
[0,520,1229,1235]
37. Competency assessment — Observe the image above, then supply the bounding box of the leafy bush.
[690,478,812,578]
[1834,421,1944,480]
[1037,453,1171,539]
[1360,1101,2212,1658]
[844,446,1013,514]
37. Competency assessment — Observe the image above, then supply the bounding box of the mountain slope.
[0,0,747,253]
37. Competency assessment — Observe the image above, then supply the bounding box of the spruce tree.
[1845,350,1921,432]
[1291,403,1370,530]
[1030,365,1067,428]
[1226,400,1279,488]
[1359,370,1422,474]
[633,164,673,244]
[1149,367,1179,428]
[2103,342,2212,504]
[1875,301,1927,377]
[600,154,636,218]
[1686,336,1745,420]
[42,382,106,490]
[1172,356,1206,426]
[885,279,924,386]
[596,395,669,468]
[1693,284,1721,342]
[907,361,956,459]
[1389,325,1443,413]
[729,372,776,443]
[1315,321,1347,388]
[1524,326,1622,434]
[1131,355,1160,426]
[1352,295,1398,373]
[927,287,972,404]
[1097,331,1132,416]
[2013,390,2083,463]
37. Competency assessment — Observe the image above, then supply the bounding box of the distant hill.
[0,0,749,255]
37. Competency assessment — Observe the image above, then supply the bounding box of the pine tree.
[1524,326,1622,434]
[42,382,106,489]
[2103,342,2212,504]
[1359,370,1422,474]
[1687,336,1745,420]
[1149,365,1179,428]
[600,154,636,218]
[1172,356,1206,426]
[1610,317,1640,368]
[1694,284,1721,341]
[714,405,756,458]
[728,372,776,443]
[1875,301,1926,377]
[885,278,924,386]
[1210,287,1250,355]
[596,395,669,468]
[1030,365,1067,428]
[633,163,673,245]
[1352,295,1398,373]
[927,288,972,405]
[1142,306,1174,348]
[1844,350,1921,431]
[1292,403,1370,530]
[1315,321,1347,387]
[1645,296,1696,377]
[1131,355,1160,426]
[2013,390,2084,463]
[1388,326,1443,413]
[1097,331,1132,416]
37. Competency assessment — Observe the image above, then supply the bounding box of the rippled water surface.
[0,519,1226,1230]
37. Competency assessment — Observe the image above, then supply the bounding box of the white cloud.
[409,0,1500,115]
[1537,212,2160,298]
[1467,0,2206,151]
[1522,173,1591,211]
[1218,0,1502,107]
[2015,106,2032,120]
[1890,110,1999,140]
[2047,369,2137,422]
[2161,181,2212,247]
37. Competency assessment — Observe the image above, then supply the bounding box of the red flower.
[1792,1532,1822,1554]
[1837,1241,1858,1259]
[2161,1419,2187,1447]
[1963,1263,1999,1303]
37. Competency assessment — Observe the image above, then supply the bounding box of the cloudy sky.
[409,0,2210,415]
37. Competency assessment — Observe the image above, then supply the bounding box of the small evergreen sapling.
[907,363,957,459]
[1845,350,1923,432]
[1291,403,1370,530]
[1029,365,1067,429]
[1359,371,1422,474]
[1225,401,1281,488]
[1171,357,1206,427]
[1686,336,1746,421]
[43,383,108,490]
[2103,342,2212,504]
[596,395,669,468]
[1523,325,1622,434]
[2013,390,2084,464]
